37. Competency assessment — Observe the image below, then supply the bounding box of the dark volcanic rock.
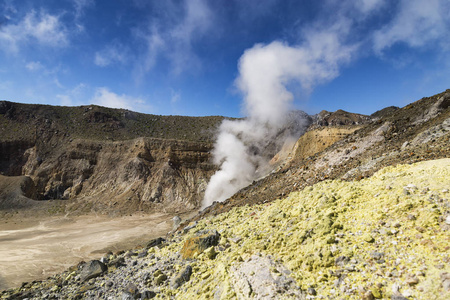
[80,260,107,282]
[171,265,192,289]
[181,230,220,259]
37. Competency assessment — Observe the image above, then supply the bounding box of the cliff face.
[0,102,226,214]
[0,137,215,214]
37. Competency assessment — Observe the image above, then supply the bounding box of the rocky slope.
[0,90,449,298]
[2,158,448,299]
[0,102,367,217]
[196,90,450,220]
[0,103,227,215]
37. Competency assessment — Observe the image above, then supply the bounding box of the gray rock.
[440,272,450,292]
[138,250,148,258]
[172,216,181,230]
[80,260,107,282]
[370,252,384,260]
[146,237,165,249]
[108,256,126,268]
[335,255,350,267]
[121,292,134,300]
[141,290,156,299]
[124,282,139,296]
[391,295,408,300]
[230,255,304,299]
[307,287,317,295]
[171,265,192,289]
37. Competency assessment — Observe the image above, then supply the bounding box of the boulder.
[80,260,107,282]
[230,255,304,299]
[181,230,220,259]
[171,265,192,289]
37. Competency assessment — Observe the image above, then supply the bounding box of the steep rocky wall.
[1,137,215,214]
[270,126,361,166]
[0,140,35,176]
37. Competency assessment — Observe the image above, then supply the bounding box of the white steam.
[202,37,354,208]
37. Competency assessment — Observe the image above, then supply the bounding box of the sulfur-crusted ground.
[2,158,449,299]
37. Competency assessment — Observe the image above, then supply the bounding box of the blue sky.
[0,0,449,117]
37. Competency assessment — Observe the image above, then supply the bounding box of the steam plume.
[202,34,354,208]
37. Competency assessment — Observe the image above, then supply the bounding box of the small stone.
[307,287,317,295]
[172,216,181,230]
[146,237,165,249]
[440,272,450,292]
[109,257,126,268]
[335,256,350,267]
[406,184,418,190]
[364,235,375,243]
[442,189,449,194]
[370,252,384,260]
[405,275,419,286]
[125,282,139,296]
[407,214,416,221]
[121,292,133,300]
[229,236,242,244]
[138,250,148,258]
[371,287,382,299]
[362,290,374,300]
[445,215,450,225]
[204,246,217,260]
[391,295,408,300]
[415,226,426,233]
[154,273,167,285]
[171,265,192,289]
[403,289,413,297]
[141,290,156,299]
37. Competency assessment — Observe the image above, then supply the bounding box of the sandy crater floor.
[0,213,178,290]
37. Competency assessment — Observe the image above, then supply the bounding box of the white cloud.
[135,25,166,78]
[56,83,87,106]
[373,0,450,52]
[0,10,69,53]
[355,0,386,14]
[90,87,144,110]
[94,43,129,67]
[170,89,180,104]
[25,61,43,71]
[72,0,94,18]
[136,0,213,77]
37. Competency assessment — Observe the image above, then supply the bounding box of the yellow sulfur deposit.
[156,159,450,299]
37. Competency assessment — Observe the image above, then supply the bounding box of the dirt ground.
[0,212,190,290]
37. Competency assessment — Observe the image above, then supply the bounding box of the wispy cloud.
[90,87,145,111]
[0,10,69,53]
[25,61,44,71]
[56,83,87,106]
[170,89,180,104]
[94,42,129,67]
[135,0,213,78]
[373,0,450,52]
[354,0,386,14]
[72,0,94,18]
